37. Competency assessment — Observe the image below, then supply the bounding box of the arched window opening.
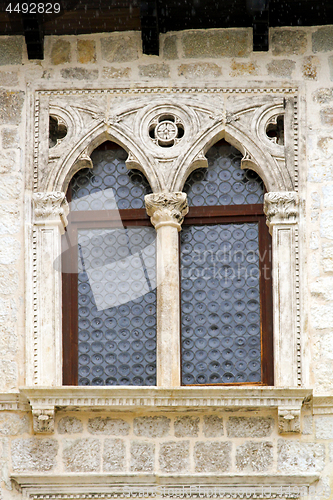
[62,142,157,386]
[181,140,273,386]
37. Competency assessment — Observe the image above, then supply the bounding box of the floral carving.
[278,408,301,434]
[145,192,188,230]
[33,191,69,228]
[264,192,299,231]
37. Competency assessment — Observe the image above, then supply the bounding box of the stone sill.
[313,395,333,414]
[16,386,312,434]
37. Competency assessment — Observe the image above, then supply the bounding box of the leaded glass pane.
[184,142,264,206]
[180,223,261,385]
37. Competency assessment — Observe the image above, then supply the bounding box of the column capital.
[264,191,299,233]
[145,192,189,231]
[32,191,69,232]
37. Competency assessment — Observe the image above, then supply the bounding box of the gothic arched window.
[180,140,274,386]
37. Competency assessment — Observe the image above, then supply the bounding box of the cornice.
[313,395,333,415]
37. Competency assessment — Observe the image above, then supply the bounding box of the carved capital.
[145,192,189,231]
[264,191,299,232]
[33,192,69,231]
[32,408,55,434]
[278,407,301,434]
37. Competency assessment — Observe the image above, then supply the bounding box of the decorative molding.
[32,408,55,434]
[263,192,299,232]
[313,396,333,415]
[32,192,69,231]
[145,192,188,231]
[278,408,301,434]
[0,392,29,411]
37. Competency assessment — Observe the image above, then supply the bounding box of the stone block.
[130,441,154,472]
[311,277,333,301]
[315,416,333,439]
[0,413,29,436]
[0,37,23,65]
[318,137,333,158]
[0,71,19,87]
[162,35,178,59]
[0,204,20,235]
[134,416,170,438]
[61,68,98,80]
[320,211,333,240]
[63,438,100,472]
[182,29,251,58]
[302,415,313,435]
[311,303,333,329]
[58,416,83,434]
[102,67,131,79]
[88,417,130,435]
[203,415,224,437]
[322,185,333,207]
[0,91,24,125]
[0,175,22,200]
[0,325,17,356]
[77,39,96,63]
[11,438,58,471]
[0,296,17,323]
[329,56,333,82]
[302,56,319,80]
[0,266,18,294]
[312,27,333,53]
[313,88,333,104]
[267,60,296,78]
[230,61,258,76]
[139,64,170,78]
[2,128,19,149]
[278,439,325,472]
[174,416,199,437]
[51,39,71,65]
[322,245,333,272]
[0,237,21,265]
[101,33,140,63]
[103,438,126,471]
[178,63,221,79]
[320,108,333,126]
[329,443,333,462]
[194,442,231,473]
[236,441,273,472]
[0,150,17,174]
[271,29,307,55]
[159,441,189,473]
[226,416,274,438]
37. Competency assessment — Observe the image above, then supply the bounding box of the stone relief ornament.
[149,113,185,147]
[145,192,189,230]
[32,191,69,229]
[264,191,299,231]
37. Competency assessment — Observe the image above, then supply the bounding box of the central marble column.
[145,192,188,387]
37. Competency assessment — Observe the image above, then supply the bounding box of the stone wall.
[1,25,333,500]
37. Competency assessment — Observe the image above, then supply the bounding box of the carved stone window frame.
[23,84,307,434]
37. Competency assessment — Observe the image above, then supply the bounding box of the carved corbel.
[145,192,188,231]
[278,407,301,434]
[264,191,299,234]
[32,407,55,434]
[74,149,93,170]
[32,191,69,233]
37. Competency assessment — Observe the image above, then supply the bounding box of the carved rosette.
[264,192,299,233]
[145,192,189,231]
[33,191,69,231]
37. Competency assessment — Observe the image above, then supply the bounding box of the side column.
[145,192,188,387]
[264,192,299,387]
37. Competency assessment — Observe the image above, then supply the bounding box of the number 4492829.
[6,3,61,14]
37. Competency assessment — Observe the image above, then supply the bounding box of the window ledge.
[19,386,312,434]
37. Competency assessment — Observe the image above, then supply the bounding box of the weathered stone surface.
[0,37,23,65]
[0,360,16,391]
[0,204,20,235]
[312,26,333,53]
[0,237,21,265]
[313,88,333,104]
[134,416,170,438]
[63,438,100,472]
[194,442,231,473]
[227,417,274,438]
[51,39,71,65]
[311,277,333,301]
[2,128,19,149]
[139,64,170,78]
[103,438,125,471]
[315,416,333,439]
[178,63,221,79]
[77,39,96,63]
[162,35,178,59]
[320,211,333,241]
[271,29,307,55]
[174,416,199,437]
[0,266,18,295]
[101,33,140,63]
[102,67,131,79]
[0,91,24,125]
[130,441,154,472]
[311,304,333,329]
[11,438,58,471]
[302,56,319,80]
[329,56,333,82]
[182,29,251,58]
[267,60,296,78]
[322,244,333,272]
[329,443,333,462]
[0,413,29,436]
[61,68,98,80]
[58,416,83,434]
[278,439,325,472]
[0,325,17,356]
[320,108,333,126]
[159,441,189,473]
[0,175,22,200]
[230,60,258,76]
[318,137,333,158]
[88,417,130,435]
[0,71,19,87]
[322,185,333,208]
[203,415,224,437]
[0,151,17,174]
[302,416,313,435]
[236,442,273,472]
